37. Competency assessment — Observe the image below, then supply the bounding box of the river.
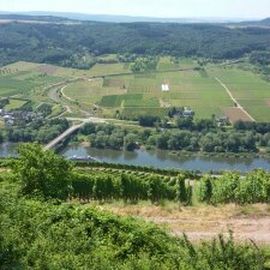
[60,145,270,173]
[1,143,270,173]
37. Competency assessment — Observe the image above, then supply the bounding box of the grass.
[2,60,270,121]
[0,120,4,128]
[0,62,65,99]
[4,99,28,111]
[157,57,197,70]
[63,68,234,118]
[49,104,65,118]
[88,63,131,77]
[209,66,270,122]
[87,200,270,242]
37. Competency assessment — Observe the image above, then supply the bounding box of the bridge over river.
[44,117,107,150]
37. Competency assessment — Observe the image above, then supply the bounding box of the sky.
[0,0,269,19]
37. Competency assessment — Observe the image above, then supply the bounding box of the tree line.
[78,122,270,153]
[1,21,270,67]
[4,118,69,144]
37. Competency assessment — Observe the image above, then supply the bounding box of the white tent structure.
[161,84,170,92]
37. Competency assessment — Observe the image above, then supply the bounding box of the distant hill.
[261,18,270,25]
[0,11,250,24]
[0,13,269,68]
[0,13,77,24]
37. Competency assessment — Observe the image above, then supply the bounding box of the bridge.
[44,124,83,150]
[44,117,107,150]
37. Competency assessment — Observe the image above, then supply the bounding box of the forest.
[1,20,270,67]
[0,143,269,269]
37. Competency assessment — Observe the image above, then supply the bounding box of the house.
[183,107,194,117]
[216,116,229,127]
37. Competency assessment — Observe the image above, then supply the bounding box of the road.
[215,77,256,122]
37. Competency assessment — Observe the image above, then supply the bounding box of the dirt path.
[60,85,76,102]
[154,216,270,243]
[101,204,270,243]
[215,77,256,122]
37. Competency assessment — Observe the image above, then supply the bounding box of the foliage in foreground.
[0,181,265,270]
[199,171,270,205]
[12,144,270,207]
[0,143,268,269]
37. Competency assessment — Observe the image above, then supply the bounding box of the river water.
[60,145,270,173]
[1,143,270,173]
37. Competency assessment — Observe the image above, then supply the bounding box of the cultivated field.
[210,67,270,122]
[0,62,64,99]
[1,59,269,121]
[4,99,28,111]
[63,67,234,119]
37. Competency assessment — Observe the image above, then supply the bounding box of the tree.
[124,134,139,151]
[80,123,96,135]
[138,115,160,127]
[14,143,72,200]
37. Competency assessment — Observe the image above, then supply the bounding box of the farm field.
[63,68,234,119]
[0,62,65,99]
[209,67,270,122]
[1,59,269,122]
[63,61,270,121]
[157,57,197,70]
[4,98,28,111]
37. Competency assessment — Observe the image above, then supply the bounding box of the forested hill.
[0,14,71,22]
[261,18,270,25]
[1,18,270,66]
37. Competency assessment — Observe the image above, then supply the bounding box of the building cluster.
[0,109,43,126]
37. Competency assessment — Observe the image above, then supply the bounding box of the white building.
[161,84,170,92]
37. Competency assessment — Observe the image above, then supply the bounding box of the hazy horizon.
[0,0,269,19]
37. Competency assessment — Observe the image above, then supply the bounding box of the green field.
[1,59,269,121]
[209,67,270,122]
[4,99,28,111]
[0,62,64,99]
[63,67,234,119]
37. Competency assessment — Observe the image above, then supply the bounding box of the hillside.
[261,18,270,25]
[0,12,248,23]
[0,14,69,22]
[0,144,267,269]
[0,18,270,67]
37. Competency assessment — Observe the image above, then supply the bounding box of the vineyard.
[0,144,269,269]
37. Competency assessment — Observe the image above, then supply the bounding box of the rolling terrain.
[1,58,270,122]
